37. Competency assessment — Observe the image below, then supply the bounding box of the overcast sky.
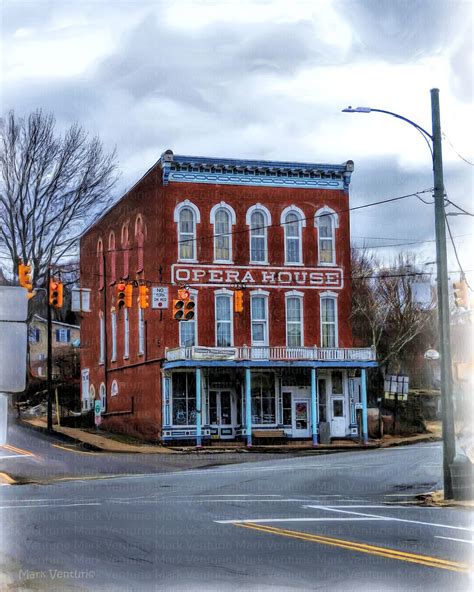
[1,0,473,277]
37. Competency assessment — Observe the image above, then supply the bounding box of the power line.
[442,132,474,166]
[445,212,473,292]
[445,198,474,218]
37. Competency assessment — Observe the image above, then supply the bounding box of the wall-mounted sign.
[171,264,343,290]
[192,346,237,360]
[152,286,169,309]
[384,375,409,401]
[424,349,440,360]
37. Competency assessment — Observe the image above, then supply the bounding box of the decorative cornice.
[160,150,354,191]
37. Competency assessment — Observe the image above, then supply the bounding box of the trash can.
[450,456,474,501]
[319,422,331,445]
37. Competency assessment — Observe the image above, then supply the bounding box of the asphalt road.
[1,435,473,591]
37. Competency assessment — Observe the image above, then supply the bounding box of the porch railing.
[165,345,376,363]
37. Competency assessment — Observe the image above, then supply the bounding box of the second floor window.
[56,328,71,343]
[214,208,231,262]
[99,314,105,364]
[251,295,268,345]
[111,310,117,362]
[179,294,197,347]
[215,294,232,347]
[123,308,129,359]
[179,207,196,260]
[317,210,336,264]
[286,296,303,347]
[138,306,145,355]
[321,296,337,348]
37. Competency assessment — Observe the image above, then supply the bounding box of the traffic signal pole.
[431,88,455,499]
[46,267,53,432]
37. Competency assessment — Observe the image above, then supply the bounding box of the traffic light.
[138,284,149,309]
[125,284,133,308]
[183,297,195,320]
[453,279,468,308]
[117,282,127,309]
[49,279,63,308]
[234,290,243,313]
[172,299,185,320]
[18,262,33,294]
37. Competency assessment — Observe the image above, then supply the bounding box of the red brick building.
[80,151,376,445]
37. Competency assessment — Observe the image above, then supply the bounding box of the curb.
[18,418,442,455]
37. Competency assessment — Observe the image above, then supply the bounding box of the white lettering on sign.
[171,265,344,289]
[152,286,169,309]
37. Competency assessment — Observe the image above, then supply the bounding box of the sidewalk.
[21,417,442,454]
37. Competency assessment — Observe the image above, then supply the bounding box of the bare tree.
[0,110,118,285]
[351,249,436,373]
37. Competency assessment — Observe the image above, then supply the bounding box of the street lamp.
[343,89,456,499]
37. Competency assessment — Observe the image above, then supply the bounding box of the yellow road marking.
[2,444,34,456]
[235,523,470,573]
[51,444,97,455]
[0,472,16,485]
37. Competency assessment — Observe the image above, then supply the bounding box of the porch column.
[245,367,252,447]
[361,368,368,445]
[311,367,318,446]
[196,368,202,447]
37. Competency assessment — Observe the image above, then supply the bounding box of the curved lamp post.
[343,88,456,499]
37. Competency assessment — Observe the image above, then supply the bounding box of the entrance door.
[330,397,346,437]
[292,398,310,438]
[209,390,236,439]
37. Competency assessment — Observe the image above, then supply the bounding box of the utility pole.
[431,88,455,499]
[46,266,53,432]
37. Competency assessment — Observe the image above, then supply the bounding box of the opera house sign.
[171,264,343,290]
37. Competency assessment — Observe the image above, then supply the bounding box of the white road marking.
[303,505,474,532]
[435,536,474,545]
[0,454,31,460]
[215,517,386,524]
[0,502,102,510]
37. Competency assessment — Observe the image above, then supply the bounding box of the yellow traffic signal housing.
[183,298,195,320]
[453,280,468,308]
[49,280,63,308]
[173,299,185,320]
[138,284,149,309]
[125,284,133,308]
[234,290,243,313]
[116,282,127,309]
[18,263,33,292]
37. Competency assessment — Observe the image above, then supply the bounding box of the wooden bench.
[252,429,286,440]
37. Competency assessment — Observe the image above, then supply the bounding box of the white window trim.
[214,288,234,347]
[179,288,198,347]
[285,291,304,347]
[210,203,236,263]
[281,206,306,266]
[123,308,129,360]
[99,314,105,365]
[138,306,145,356]
[315,207,338,266]
[250,290,269,346]
[174,200,201,263]
[320,291,338,348]
[111,310,117,362]
[246,204,271,265]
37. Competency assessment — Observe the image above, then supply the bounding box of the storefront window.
[318,378,327,422]
[251,372,275,424]
[172,372,196,425]
[282,391,292,425]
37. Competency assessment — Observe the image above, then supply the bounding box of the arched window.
[211,203,236,262]
[246,205,271,264]
[135,215,144,273]
[97,239,104,291]
[281,206,305,265]
[108,232,116,284]
[99,383,106,413]
[315,207,338,265]
[179,208,196,260]
[121,223,129,279]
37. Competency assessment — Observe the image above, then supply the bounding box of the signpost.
[152,286,169,309]
[0,287,28,445]
[94,399,102,427]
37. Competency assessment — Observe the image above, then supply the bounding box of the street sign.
[152,286,169,309]
[94,399,102,426]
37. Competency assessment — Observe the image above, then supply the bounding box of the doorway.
[209,390,236,439]
[330,397,346,437]
[292,398,310,438]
